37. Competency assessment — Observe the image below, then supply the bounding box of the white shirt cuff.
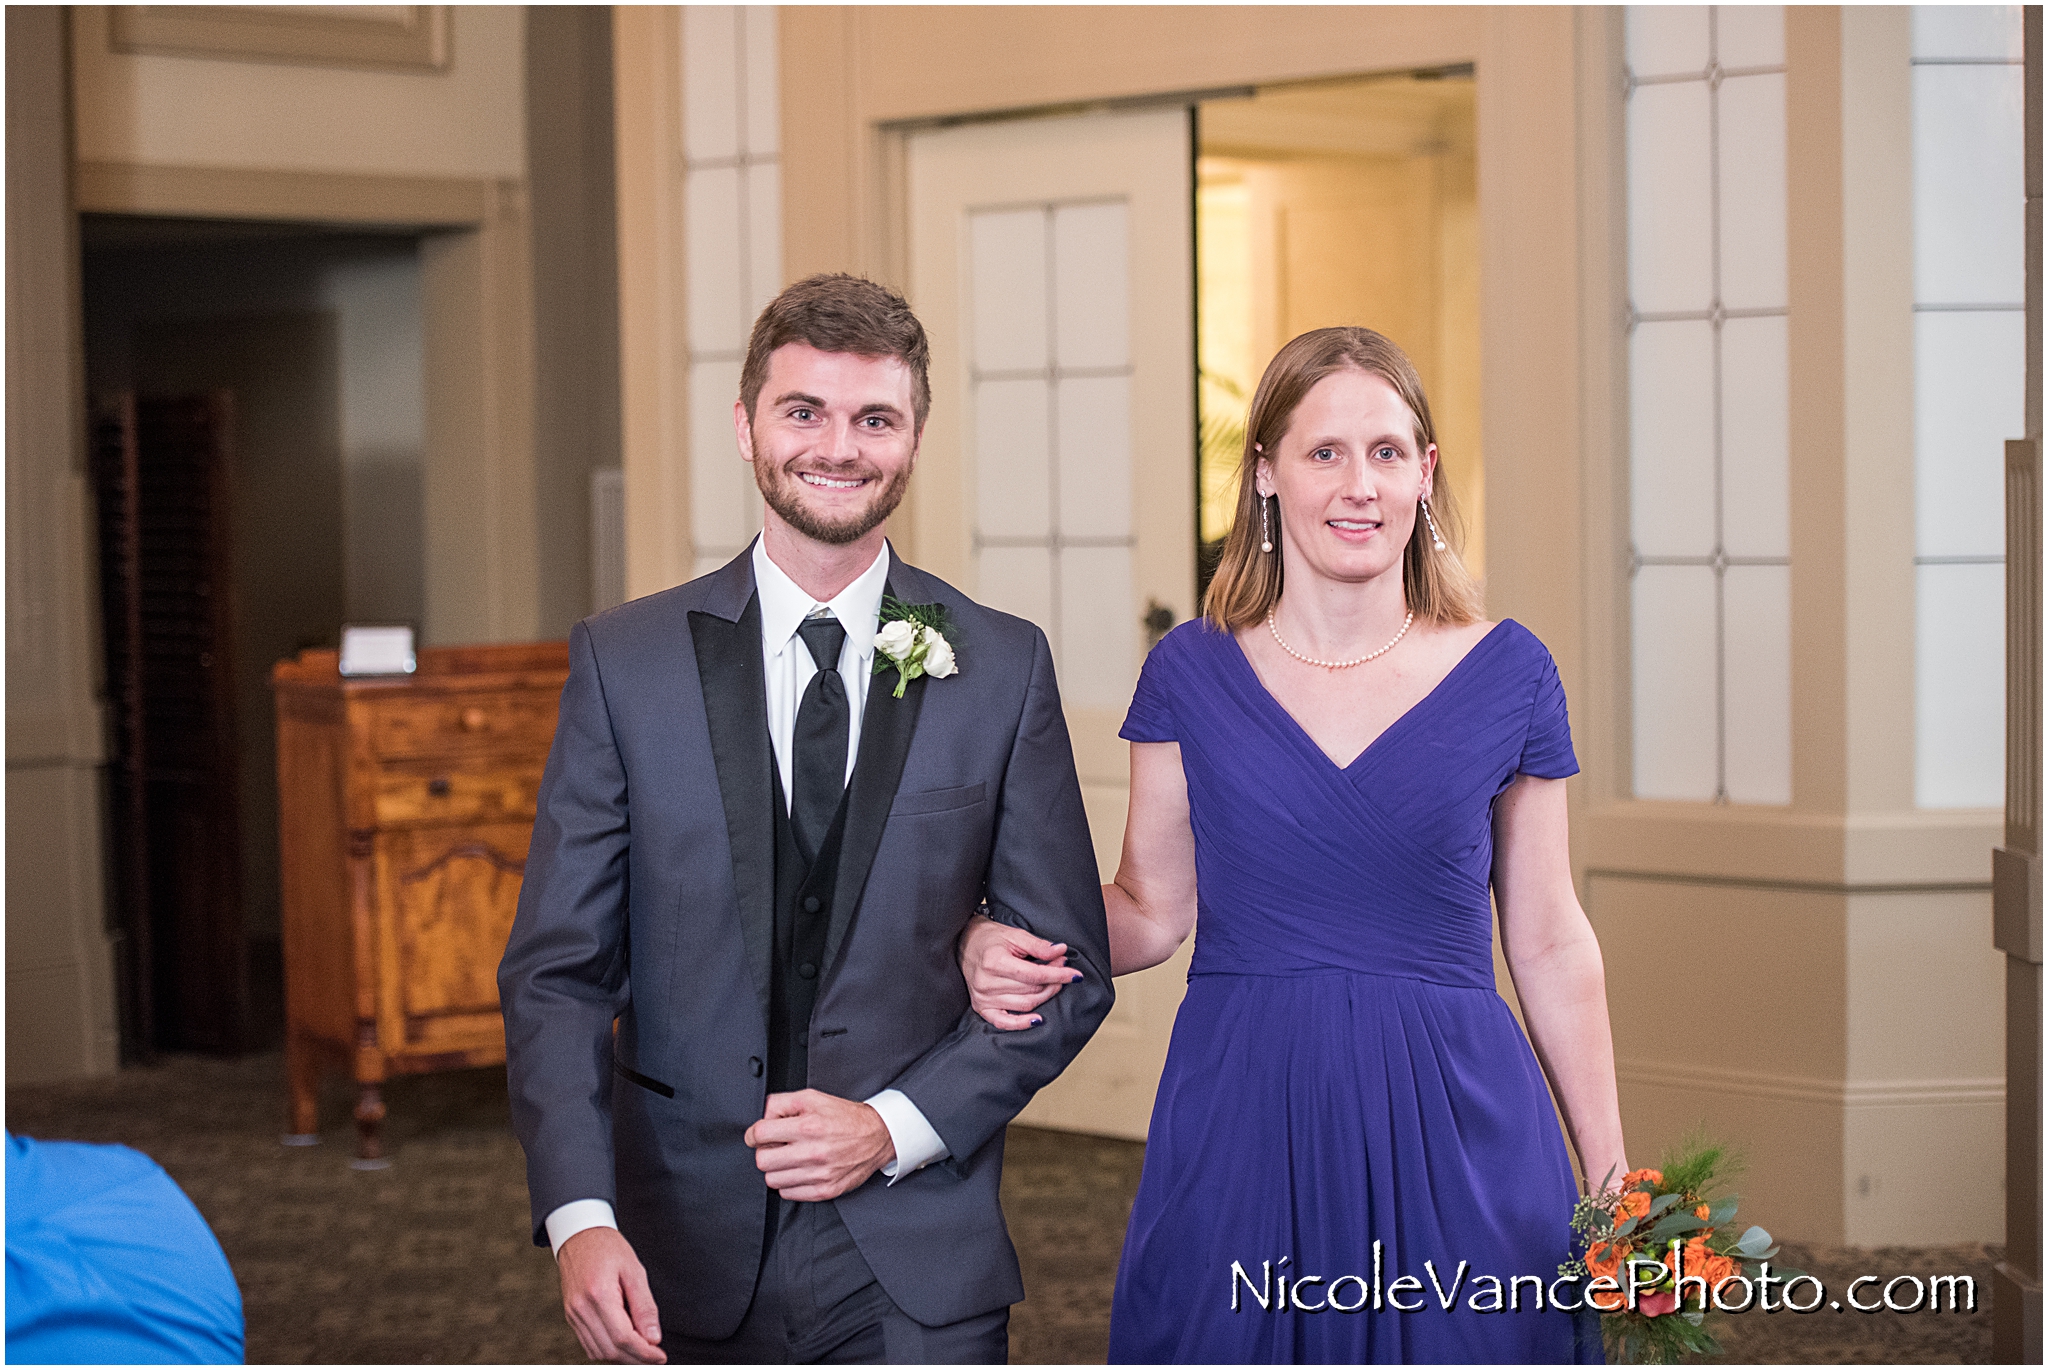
[544,1198,618,1256]
[865,1088,949,1182]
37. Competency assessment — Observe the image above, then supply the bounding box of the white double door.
[906,108,1196,1139]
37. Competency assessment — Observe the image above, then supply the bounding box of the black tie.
[791,614,849,863]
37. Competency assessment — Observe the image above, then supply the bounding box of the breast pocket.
[889,781,987,817]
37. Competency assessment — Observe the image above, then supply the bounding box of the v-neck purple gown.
[1107,618,1601,1364]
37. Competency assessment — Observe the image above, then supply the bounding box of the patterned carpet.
[6,1052,1998,1363]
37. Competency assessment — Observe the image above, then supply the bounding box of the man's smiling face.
[736,342,920,547]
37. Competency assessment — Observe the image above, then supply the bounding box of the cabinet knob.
[427,776,451,797]
[460,707,487,731]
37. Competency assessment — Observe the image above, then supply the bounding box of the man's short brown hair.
[739,273,932,429]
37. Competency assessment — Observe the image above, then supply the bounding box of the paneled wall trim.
[110,6,451,73]
[1618,1059,2004,1109]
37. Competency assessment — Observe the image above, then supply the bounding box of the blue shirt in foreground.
[6,1133,243,1364]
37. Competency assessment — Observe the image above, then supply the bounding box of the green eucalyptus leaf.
[1645,1213,1708,1241]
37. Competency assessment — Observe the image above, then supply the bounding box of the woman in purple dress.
[961,327,1628,1362]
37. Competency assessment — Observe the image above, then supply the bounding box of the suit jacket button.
[798,962,817,980]
[748,1056,763,1077]
[802,896,821,914]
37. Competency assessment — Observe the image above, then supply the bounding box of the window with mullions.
[1624,6,1791,805]
[684,5,781,579]
[1911,5,2022,809]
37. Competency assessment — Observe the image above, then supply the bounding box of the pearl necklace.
[1266,607,1414,670]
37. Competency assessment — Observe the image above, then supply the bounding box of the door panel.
[908,108,1195,1140]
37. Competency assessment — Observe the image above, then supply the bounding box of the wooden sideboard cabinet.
[271,641,569,1164]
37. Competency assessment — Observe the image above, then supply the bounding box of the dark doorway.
[82,219,425,1057]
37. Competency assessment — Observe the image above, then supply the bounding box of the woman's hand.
[958,914,1083,1031]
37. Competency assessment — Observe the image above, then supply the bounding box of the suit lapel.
[822,575,929,975]
[689,593,775,1016]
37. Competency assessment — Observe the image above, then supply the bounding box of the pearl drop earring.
[1253,441,1274,554]
[1419,494,1446,551]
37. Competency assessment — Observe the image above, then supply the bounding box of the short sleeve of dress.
[1119,634,1178,743]
[1518,646,1580,779]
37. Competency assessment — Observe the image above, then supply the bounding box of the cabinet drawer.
[374,766,544,827]
[368,692,557,760]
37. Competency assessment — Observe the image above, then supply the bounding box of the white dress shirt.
[543,539,949,1256]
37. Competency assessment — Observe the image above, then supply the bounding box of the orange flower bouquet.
[1559,1135,1797,1364]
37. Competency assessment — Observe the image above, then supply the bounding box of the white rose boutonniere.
[873,596,959,698]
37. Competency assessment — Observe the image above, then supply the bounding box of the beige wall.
[610,6,692,602]
[71,6,524,180]
[8,6,120,1083]
[526,6,621,635]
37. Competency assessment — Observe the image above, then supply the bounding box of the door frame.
[75,160,541,647]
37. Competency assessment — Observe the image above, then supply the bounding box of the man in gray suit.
[499,274,1113,1364]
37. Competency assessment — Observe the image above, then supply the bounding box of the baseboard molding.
[1619,1058,2004,1108]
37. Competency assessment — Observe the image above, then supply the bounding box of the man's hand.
[556,1227,665,1364]
[743,1090,896,1201]
[958,913,1082,1030]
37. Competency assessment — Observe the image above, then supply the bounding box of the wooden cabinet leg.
[350,1083,391,1170]
[281,1033,321,1145]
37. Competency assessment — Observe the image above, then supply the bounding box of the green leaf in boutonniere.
[873,596,959,698]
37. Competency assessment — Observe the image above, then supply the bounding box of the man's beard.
[752,439,913,546]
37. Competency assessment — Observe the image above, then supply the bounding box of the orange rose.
[1615,1190,1653,1223]
[1586,1240,1628,1312]
[1694,1203,1712,1221]
[1621,1167,1664,1189]
[1661,1237,1707,1280]
[1662,1239,1739,1307]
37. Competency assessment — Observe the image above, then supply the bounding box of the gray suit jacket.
[498,546,1114,1339]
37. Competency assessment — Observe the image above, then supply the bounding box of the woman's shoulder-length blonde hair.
[1203,326,1484,632]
